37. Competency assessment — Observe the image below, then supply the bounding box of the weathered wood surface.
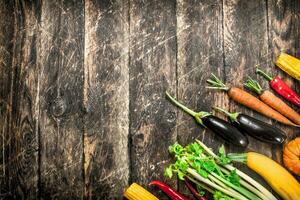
[0,1,16,198]
[84,0,129,198]
[1,0,300,199]
[129,1,177,200]
[39,0,85,199]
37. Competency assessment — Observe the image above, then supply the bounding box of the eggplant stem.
[213,107,239,122]
[206,73,229,91]
[255,68,273,81]
[244,76,263,95]
[165,92,210,127]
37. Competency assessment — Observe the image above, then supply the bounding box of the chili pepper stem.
[244,76,263,95]
[213,107,239,122]
[256,68,273,81]
[166,92,210,126]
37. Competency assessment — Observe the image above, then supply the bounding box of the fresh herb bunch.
[164,140,276,200]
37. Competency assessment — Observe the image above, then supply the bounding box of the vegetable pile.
[244,76,300,125]
[166,92,248,147]
[164,140,276,200]
[213,107,286,144]
[207,73,296,126]
[256,68,300,108]
[123,53,300,200]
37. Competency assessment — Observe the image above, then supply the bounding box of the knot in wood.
[166,110,176,122]
[50,97,67,118]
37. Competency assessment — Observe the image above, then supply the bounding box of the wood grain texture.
[176,0,224,196]
[1,0,40,199]
[223,0,274,193]
[38,0,85,199]
[1,0,300,199]
[0,0,15,198]
[83,0,129,199]
[129,0,177,198]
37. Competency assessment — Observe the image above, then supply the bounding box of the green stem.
[207,175,244,198]
[244,76,263,95]
[206,73,229,91]
[210,172,260,200]
[165,92,211,126]
[227,153,247,163]
[255,68,273,81]
[187,168,249,200]
[213,107,239,123]
[195,139,277,200]
[219,167,270,200]
[186,175,215,193]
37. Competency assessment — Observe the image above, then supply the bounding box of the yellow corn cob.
[275,53,300,80]
[123,183,159,200]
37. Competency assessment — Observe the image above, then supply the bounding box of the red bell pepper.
[256,68,300,107]
[149,180,189,200]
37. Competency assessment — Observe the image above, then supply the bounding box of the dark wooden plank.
[267,0,299,164]
[83,0,130,199]
[129,0,177,198]
[223,0,274,192]
[38,0,85,198]
[1,0,40,199]
[0,0,15,198]
[176,0,224,196]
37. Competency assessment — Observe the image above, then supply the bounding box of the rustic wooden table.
[1,0,300,199]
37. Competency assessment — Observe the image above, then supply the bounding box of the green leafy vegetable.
[218,145,231,165]
[169,142,184,155]
[213,191,234,200]
[227,169,240,187]
[164,165,173,178]
[165,141,273,200]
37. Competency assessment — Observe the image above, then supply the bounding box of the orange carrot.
[207,73,296,126]
[245,77,300,125]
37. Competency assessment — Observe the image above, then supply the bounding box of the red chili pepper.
[149,180,189,200]
[256,68,300,107]
[184,179,208,200]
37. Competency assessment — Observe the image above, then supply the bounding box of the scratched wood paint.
[0,0,300,199]
[84,0,130,199]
